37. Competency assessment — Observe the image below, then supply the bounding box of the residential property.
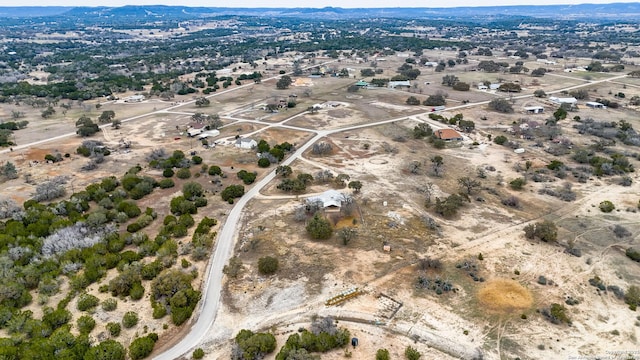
[187,128,204,137]
[477,84,488,90]
[536,59,557,65]
[123,94,145,103]
[235,138,257,149]
[306,189,344,212]
[524,106,544,114]
[435,129,463,141]
[198,129,220,139]
[186,123,206,137]
[387,80,411,89]
[586,101,606,109]
[355,80,369,87]
[549,96,577,105]
[489,83,501,90]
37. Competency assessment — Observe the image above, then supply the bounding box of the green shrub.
[405,346,421,360]
[84,340,125,360]
[234,330,277,359]
[77,146,91,157]
[127,223,142,233]
[221,185,244,202]
[116,202,141,220]
[599,200,615,213]
[176,168,191,179]
[625,285,640,310]
[258,157,271,168]
[163,168,174,178]
[77,315,96,334]
[122,311,139,328]
[130,283,145,301]
[626,248,640,262]
[494,135,508,145]
[549,303,571,324]
[509,177,526,190]
[158,179,175,189]
[107,322,121,337]
[77,293,100,311]
[191,155,203,164]
[102,298,117,311]
[152,304,167,319]
[208,165,222,176]
[376,349,390,360]
[258,256,279,275]
[192,348,205,359]
[194,197,207,207]
[306,214,332,240]
[237,170,257,184]
[523,220,558,242]
[129,334,157,360]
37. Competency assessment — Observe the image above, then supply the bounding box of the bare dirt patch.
[477,279,533,314]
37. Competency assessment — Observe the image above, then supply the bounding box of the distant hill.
[0,3,639,20]
[0,6,72,18]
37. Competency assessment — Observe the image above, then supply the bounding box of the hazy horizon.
[0,0,638,8]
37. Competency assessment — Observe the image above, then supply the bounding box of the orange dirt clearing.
[477,279,533,314]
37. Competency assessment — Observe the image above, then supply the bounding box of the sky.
[0,0,638,8]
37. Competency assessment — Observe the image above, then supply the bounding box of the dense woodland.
[0,150,221,359]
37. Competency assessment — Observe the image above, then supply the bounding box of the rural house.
[549,96,577,105]
[435,129,463,141]
[306,189,344,212]
[387,80,411,89]
[235,138,257,149]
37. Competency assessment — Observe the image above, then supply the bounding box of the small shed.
[586,101,606,109]
[524,106,544,114]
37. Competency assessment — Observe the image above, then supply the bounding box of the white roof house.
[477,84,488,90]
[307,190,344,212]
[198,129,220,139]
[549,97,577,105]
[388,80,411,89]
[235,138,257,149]
[123,94,145,103]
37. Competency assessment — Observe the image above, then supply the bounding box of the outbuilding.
[524,106,544,114]
[586,101,606,109]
